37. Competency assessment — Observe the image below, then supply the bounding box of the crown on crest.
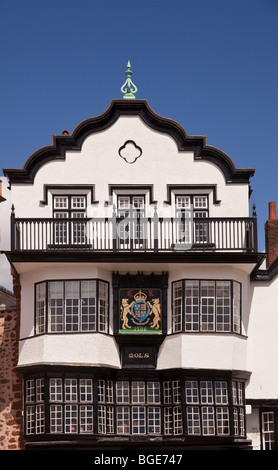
[134,290,147,301]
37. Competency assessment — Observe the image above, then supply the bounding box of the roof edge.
[3,99,255,184]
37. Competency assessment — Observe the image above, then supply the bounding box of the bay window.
[172,279,241,334]
[24,373,246,439]
[35,279,109,335]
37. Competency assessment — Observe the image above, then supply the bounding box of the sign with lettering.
[119,288,162,334]
[122,345,157,368]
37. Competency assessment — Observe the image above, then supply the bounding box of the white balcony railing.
[11,214,258,253]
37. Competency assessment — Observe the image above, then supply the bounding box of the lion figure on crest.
[120,298,132,329]
[150,298,161,329]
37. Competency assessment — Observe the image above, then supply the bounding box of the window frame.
[260,409,278,450]
[175,194,209,246]
[34,279,109,335]
[53,194,87,218]
[172,279,242,334]
[52,194,88,246]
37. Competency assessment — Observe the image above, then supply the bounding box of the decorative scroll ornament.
[121,61,138,99]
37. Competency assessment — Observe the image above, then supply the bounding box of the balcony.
[10,213,258,254]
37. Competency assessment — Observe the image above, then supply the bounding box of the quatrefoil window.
[118,140,142,164]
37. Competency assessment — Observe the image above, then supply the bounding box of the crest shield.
[131,299,151,323]
[119,288,162,334]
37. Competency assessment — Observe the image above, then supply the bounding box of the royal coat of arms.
[119,288,162,334]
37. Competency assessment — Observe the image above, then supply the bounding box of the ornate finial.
[252,203,257,217]
[121,61,138,99]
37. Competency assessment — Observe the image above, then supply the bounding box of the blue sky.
[0,0,278,252]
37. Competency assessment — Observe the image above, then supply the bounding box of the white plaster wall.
[0,177,13,290]
[246,277,278,399]
[11,116,250,219]
[18,334,121,369]
[157,333,247,371]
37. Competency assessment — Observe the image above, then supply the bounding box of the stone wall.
[0,271,25,450]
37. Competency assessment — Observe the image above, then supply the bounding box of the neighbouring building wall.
[0,276,25,450]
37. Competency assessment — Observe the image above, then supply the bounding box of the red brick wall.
[265,202,278,268]
[0,270,25,450]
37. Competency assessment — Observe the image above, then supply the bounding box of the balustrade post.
[112,205,117,252]
[10,204,15,250]
[252,204,258,252]
[153,205,158,252]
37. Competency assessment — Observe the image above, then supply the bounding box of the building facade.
[1,87,278,450]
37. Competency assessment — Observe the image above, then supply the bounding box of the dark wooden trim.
[5,250,264,265]
[3,100,255,184]
[40,185,97,205]
[165,184,221,205]
[251,257,278,282]
[247,399,278,407]
[108,184,157,205]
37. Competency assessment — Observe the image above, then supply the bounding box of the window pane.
[216,407,230,435]
[147,382,160,404]
[64,378,78,402]
[173,406,183,434]
[185,280,199,331]
[148,407,161,434]
[132,381,145,404]
[36,283,46,334]
[65,404,78,433]
[26,406,35,435]
[262,412,275,450]
[116,381,129,404]
[71,196,86,209]
[80,405,93,433]
[173,281,183,332]
[65,281,80,332]
[215,381,228,404]
[50,404,63,433]
[200,381,214,404]
[176,196,191,209]
[48,282,64,332]
[133,196,144,209]
[98,281,108,332]
[49,378,63,402]
[54,216,68,245]
[117,406,130,434]
[187,406,201,435]
[193,196,208,209]
[216,281,231,332]
[36,378,45,403]
[185,380,199,404]
[54,196,68,209]
[202,406,215,435]
[80,379,93,402]
[118,197,130,210]
[81,280,96,331]
[200,281,215,331]
[36,404,45,434]
[26,379,35,403]
[233,281,241,333]
[163,382,172,404]
[132,406,146,434]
